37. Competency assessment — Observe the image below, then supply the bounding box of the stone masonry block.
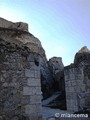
[35,70,40,79]
[35,87,41,95]
[69,74,75,80]
[23,86,36,95]
[66,81,71,87]
[25,69,34,77]
[64,75,69,81]
[23,86,41,95]
[74,106,78,111]
[25,104,42,115]
[65,86,69,91]
[80,85,86,92]
[74,86,81,92]
[30,95,41,104]
[71,81,76,86]
[27,53,34,62]
[27,78,41,86]
[29,62,39,71]
[75,74,83,80]
[25,104,36,114]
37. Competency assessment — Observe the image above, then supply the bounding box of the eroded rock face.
[78,46,90,53]
[48,57,64,75]
[39,50,54,98]
[74,46,90,65]
[48,57,64,91]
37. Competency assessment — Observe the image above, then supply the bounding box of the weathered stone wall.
[64,65,84,112]
[23,52,42,120]
[0,39,42,120]
[0,18,42,120]
[64,47,90,112]
[83,65,90,107]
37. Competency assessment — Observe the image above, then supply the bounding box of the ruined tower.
[0,18,42,120]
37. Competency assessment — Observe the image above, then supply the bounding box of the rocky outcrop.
[0,17,28,31]
[40,54,54,98]
[48,57,64,91]
[74,46,90,65]
[78,46,90,53]
[48,57,64,75]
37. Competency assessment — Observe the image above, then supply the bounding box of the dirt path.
[42,92,61,106]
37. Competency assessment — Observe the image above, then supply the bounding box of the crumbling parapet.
[0,17,28,31]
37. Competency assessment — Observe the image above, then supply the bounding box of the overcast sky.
[0,0,90,65]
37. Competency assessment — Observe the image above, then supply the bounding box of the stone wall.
[0,39,42,120]
[0,18,42,120]
[64,47,90,112]
[64,64,84,112]
[23,52,42,120]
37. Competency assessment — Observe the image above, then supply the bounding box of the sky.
[0,0,90,66]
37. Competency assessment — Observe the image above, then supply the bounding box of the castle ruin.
[0,18,42,120]
[0,18,90,120]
